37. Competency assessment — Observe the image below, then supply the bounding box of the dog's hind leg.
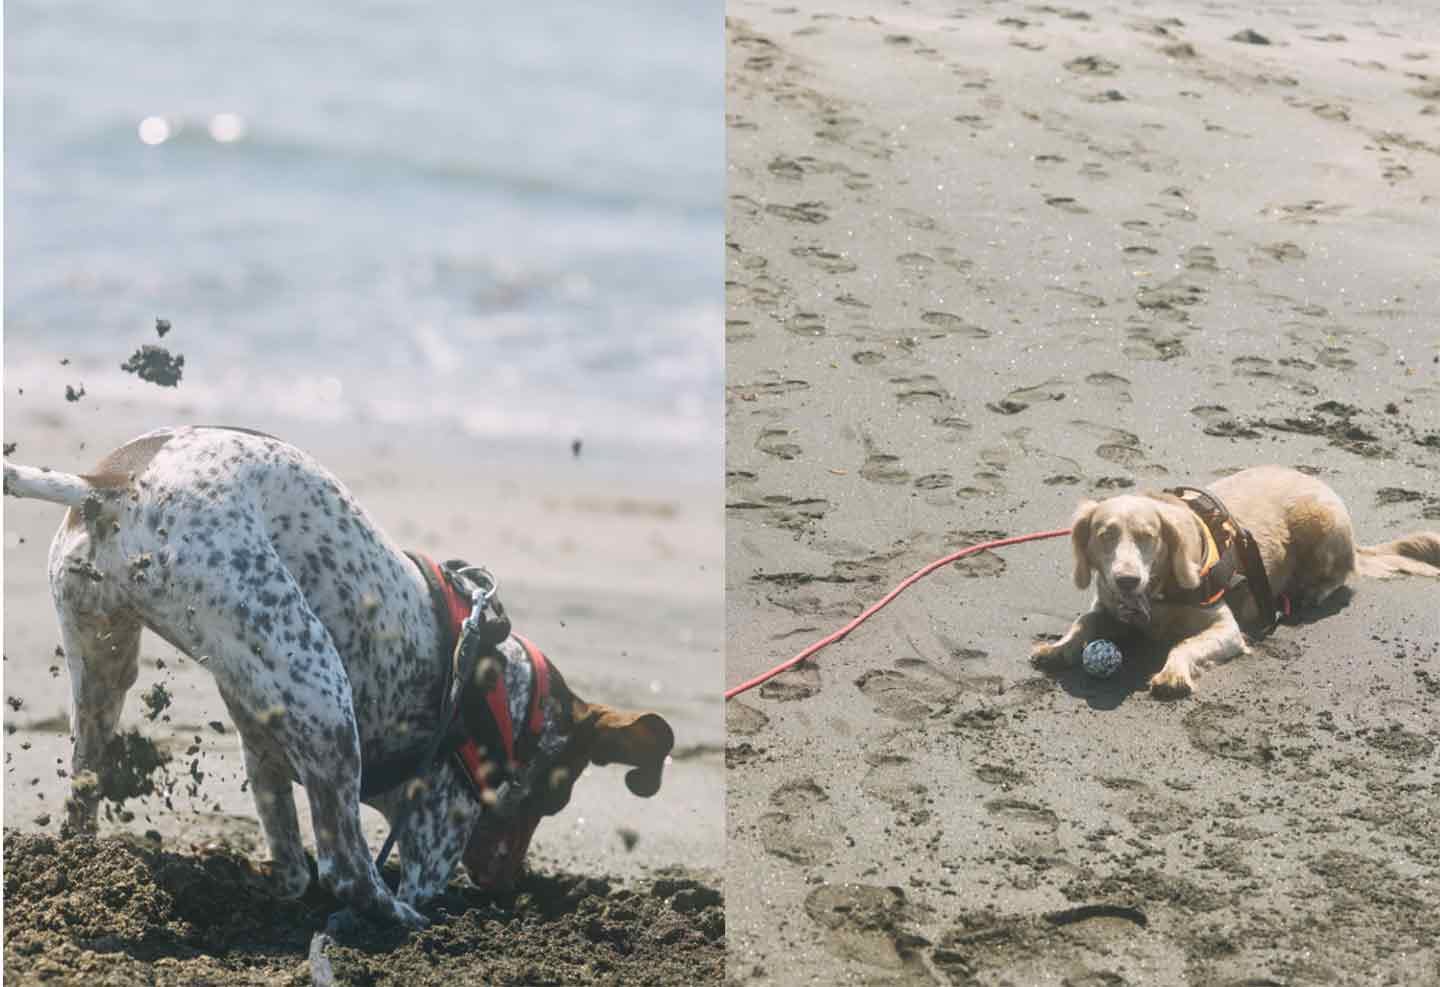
[55,608,142,835]
[228,714,312,900]
[193,561,428,928]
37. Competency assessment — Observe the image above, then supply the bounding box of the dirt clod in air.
[121,345,185,387]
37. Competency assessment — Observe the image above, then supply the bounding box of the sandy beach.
[2,396,723,983]
[725,1,1439,984]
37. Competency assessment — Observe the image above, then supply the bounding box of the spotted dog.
[1033,465,1440,697]
[3,426,674,927]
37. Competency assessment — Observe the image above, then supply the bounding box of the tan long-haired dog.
[1032,466,1440,698]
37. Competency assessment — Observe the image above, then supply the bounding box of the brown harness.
[1163,486,1280,633]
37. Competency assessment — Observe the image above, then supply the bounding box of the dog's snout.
[1115,574,1141,592]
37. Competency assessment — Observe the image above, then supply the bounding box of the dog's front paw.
[1148,667,1194,700]
[1030,638,1078,671]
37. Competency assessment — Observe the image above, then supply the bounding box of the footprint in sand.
[984,797,1061,856]
[920,311,990,338]
[1255,240,1307,262]
[1123,329,1187,361]
[1182,245,1219,272]
[934,247,974,273]
[1135,278,1207,316]
[933,416,974,438]
[1182,702,1281,766]
[896,252,936,276]
[767,156,804,181]
[1006,378,1068,405]
[852,350,886,365]
[891,374,949,404]
[974,762,1029,789]
[758,661,822,701]
[913,472,954,490]
[756,427,803,460]
[860,453,912,485]
[861,754,930,820]
[1094,443,1147,467]
[731,377,810,398]
[952,551,1007,578]
[1085,371,1133,402]
[1065,55,1119,75]
[791,245,857,274]
[804,884,926,976]
[783,312,826,337]
[890,207,940,231]
[931,905,1152,985]
[1044,195,1090,214]
[728,194,761,217]
[765,201,830,224]
[955,472,1007,499]
[726,702,769,737]
[759,778,838,867]
[856,668,948,722]
[726,492,832,534]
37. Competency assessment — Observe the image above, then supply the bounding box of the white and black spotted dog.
[3,426,674,927]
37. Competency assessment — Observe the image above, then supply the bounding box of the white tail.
[2,461,96,508]
[1356,531,1440,579]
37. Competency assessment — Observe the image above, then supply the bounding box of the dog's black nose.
[1115,575,1141,592]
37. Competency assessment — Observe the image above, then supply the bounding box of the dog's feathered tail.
[1356,531,1440,578]
[3,461,96,508]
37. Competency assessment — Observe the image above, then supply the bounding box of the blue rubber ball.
[1082,639,1124,678]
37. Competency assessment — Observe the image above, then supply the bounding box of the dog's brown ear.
[1160,503,1205,590]
[1070,500,1098,589]
[572,701,674,797]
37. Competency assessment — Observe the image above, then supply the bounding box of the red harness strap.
[421,559,551,797]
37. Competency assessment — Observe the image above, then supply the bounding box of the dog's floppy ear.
[1159,502,1205,590]
[572,701,674,797]
[1070,500,1098,589]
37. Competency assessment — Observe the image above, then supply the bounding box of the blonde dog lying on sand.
[1032,466,1440,698]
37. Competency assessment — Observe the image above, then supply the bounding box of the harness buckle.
[451,565,498,630]
[445,562,512,651]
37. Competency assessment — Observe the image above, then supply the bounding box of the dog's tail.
[2,461,96,508]
[1356,531,1440,579]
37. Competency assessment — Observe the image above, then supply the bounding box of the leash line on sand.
[724,527,1072,701]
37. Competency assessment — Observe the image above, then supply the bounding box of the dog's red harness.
[412,553,552,800]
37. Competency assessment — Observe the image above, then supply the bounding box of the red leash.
[725,528,1072,701]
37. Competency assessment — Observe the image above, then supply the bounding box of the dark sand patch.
[3,833,723,986]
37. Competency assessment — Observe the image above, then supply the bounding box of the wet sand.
[725,1,1439,984]
[2,400,723,983]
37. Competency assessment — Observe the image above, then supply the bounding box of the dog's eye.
[1096,526,1119,542]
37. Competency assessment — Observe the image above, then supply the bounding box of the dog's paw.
[391,900,431,929]
[1029,639,1077,671]
[263,857,313,900]
[1148,668,1193,700]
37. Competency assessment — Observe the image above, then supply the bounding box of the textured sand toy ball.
[1082,639,1124,679]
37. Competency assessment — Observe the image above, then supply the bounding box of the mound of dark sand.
[3,833,723,986]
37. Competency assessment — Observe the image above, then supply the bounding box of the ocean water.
[3,0,721,461]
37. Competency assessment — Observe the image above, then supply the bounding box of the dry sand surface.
[2,400,723,983]
[725,1,1439,984]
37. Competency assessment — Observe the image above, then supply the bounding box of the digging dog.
[3,426,674,927]
[1032,465,1440,698]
